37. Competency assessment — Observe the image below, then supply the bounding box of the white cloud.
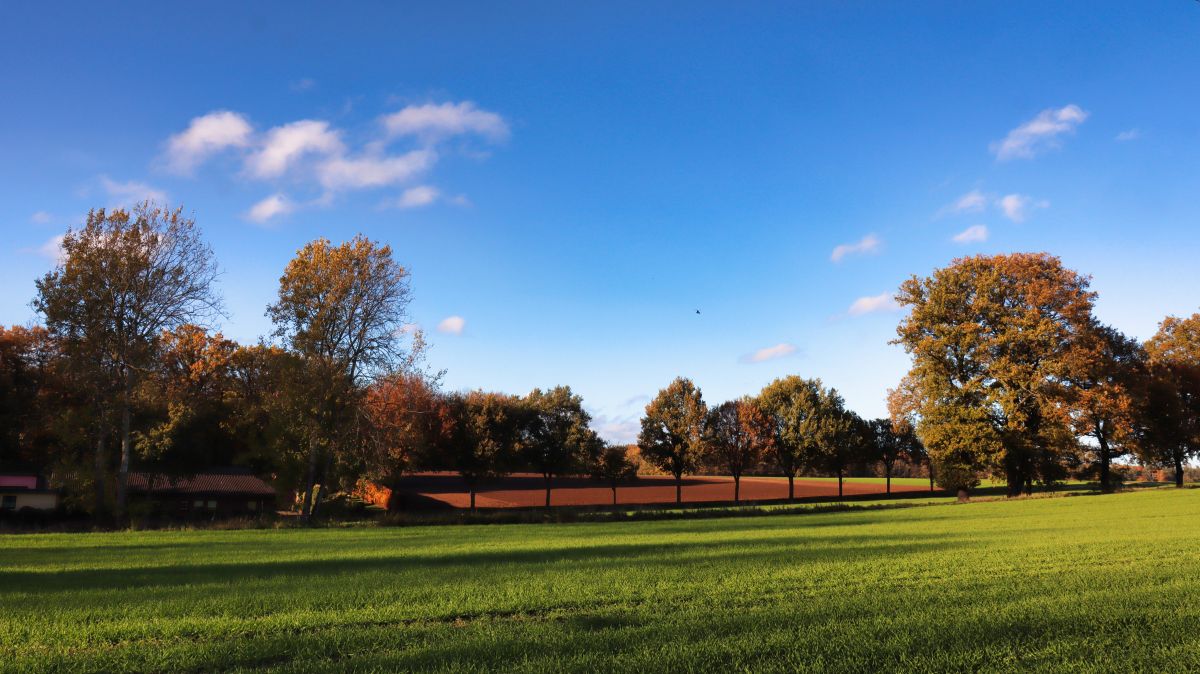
[245,194,294,224]
[952,224,989,244]
[996,193,1048,223]
[1115,128,1141,142]
[990,104,1089,161]
[317,150,434,190]
[38,234,65,263]
[940,189,989,216]
[100,176,167,206]
[743,343,798,363]
[437,315,465,335]
[30,211,52,224]
[290,78,316,92]
[590,412,640,445]
[382,101,509,143]
[830,234,881,262]
[245,120,343,178]
[393,185,441,209]
[847,293,900,316]
[164,110,254,174]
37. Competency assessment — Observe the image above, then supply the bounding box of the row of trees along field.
[2,206,1198,519]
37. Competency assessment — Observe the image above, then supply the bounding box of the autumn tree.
[704,398,773,503]
[638,377,707,504]
[519,386,598,507]
[268,235,414,518]
[1062,323,1145,491]
[361,370,441,510]
[894,253,1095,497]
[33,204,222,520]
[435,391,521,510]
[887,376,932,492]
[139,325,238,473]
[757,376,828,501]
[592,443,638,505]
[1139,313,1200,487]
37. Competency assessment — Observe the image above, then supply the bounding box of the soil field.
[391,473,934,509]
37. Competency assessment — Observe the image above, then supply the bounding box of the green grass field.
[3,489,1198,673]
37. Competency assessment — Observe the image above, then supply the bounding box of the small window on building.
[1,494,15,511]
[247,501,258,511]
[193,500,205,508]
[207,500,217,509]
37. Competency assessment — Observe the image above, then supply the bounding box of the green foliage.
[2,490,1198,672]
[637,378,707,494]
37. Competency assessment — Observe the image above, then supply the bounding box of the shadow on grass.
[0,526,970,598]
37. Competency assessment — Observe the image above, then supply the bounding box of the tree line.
[2,207,1196,520]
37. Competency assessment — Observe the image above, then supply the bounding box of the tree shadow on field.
[0,528,971,600]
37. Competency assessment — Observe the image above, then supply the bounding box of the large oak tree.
[34,204,221,520]
[894,253,1095,497]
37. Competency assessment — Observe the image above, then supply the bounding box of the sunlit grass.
[2,488,1197,672]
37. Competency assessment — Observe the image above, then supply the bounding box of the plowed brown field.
[390,473,933,509]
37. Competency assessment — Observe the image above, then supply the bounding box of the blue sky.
[3,1,1199,442]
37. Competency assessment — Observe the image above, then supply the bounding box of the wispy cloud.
[37,234,65,263]
[289,78,316,93]
[382,101,509,144]
[830,234,881,262]
[317,150,434,191]
[589,411,640,445]
[245,194,294,224]
[997,193,1048,223]
[990,104,1088,161]
[952,224,989,244]
[160,101,506,222]
[245,120,344,179]
[100,176,167,206]
[939,189,988,217]
[742,343,798,363]
[164,111,254,175]
[393,185,441,209]
[1115,128,1141,142]
[437,315,465,335]
[847,293,900,316]
[30,211,53,224]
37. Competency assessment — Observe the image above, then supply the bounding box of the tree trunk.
[1097,432,1112,493]
[469,487,477,511]
[544,473,552,508]
[1175,452,1185,488]
[611,485,617,506]
[301,437,319,519]
[928,464,935,492]
[787,474,795,501]
[675,474,682,504]
[310,482,325,518]
[733,474,741,504]
[957,488,969,503]
[837,467,844,499]
[114,377,133,524]
[885,464,892,494]
[93,434,107,520]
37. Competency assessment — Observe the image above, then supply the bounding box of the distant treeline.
[1,205,1197,522]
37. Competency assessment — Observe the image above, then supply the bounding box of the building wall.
[0,475,38,490]
[2,492,59,511]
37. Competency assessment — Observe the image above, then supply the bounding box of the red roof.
[127,471,276,496]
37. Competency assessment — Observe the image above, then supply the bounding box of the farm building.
[127,468,277,518]
[0,472,60,512]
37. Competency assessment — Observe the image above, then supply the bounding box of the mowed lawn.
[3,490,1199,673]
